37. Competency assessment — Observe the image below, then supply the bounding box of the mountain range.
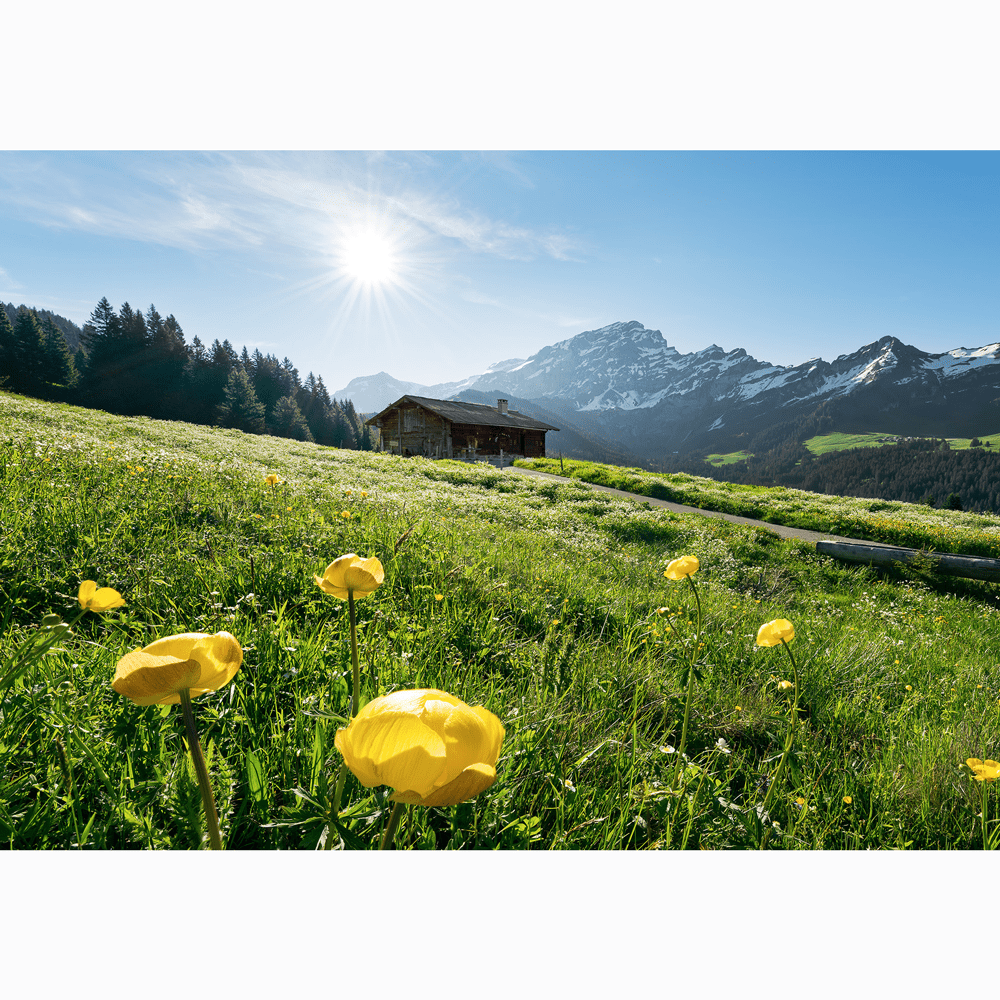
[335,321,1000,463]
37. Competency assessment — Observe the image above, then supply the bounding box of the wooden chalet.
[366,395,558,461]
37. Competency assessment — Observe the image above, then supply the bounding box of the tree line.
[650,432,1000,513]
[0,298,372,449]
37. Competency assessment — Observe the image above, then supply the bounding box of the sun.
[341,230,397,287]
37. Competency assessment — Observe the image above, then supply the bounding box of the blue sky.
[1,150,997,390]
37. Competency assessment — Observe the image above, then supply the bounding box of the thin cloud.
[460,289,503,308]
[0,153,267,253]
[0,152,587,268]
[472,152,537,189]
[0,265,23,290]
[231,155,584,263]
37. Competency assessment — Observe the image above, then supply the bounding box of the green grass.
[803,431,904,455]
[705,449,754,466]
[804,431,1000,455]
[4,389,1000,850]
[517,455,1000,557]
[706,430,1000,463]
[942,433,1000,450]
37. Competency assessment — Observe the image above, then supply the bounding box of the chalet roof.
[366,395,558,431]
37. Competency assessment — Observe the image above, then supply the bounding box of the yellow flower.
[314,553,384,600]
[843,795,853,804]
[78,580,125,612]
[966,758,1000,782]
[112,632,243,706]
[905,684,912,691]
[434,594,444,601]
[663,556,699,580]
[777,679,794,691]
[335,689,505,807]
[756,619,795,647]
[264,474,283,486]
[341,510,351,519]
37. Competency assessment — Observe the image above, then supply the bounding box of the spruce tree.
[0,307,15,389]
[40,317,77,396]
[79,297,124,411]
[147,305,187,419]
[215,368,266,434]
[270,394,314,441]
[12,308,45,395]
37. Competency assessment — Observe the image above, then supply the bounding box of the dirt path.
[506,465,871,547]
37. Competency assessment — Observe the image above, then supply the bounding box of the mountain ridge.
[335,321,1000,461]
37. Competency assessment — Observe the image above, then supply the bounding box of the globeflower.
[966,758,1000,782]
[664,556,699,581]
[78,580,125,612]
[756,617,801,834]
[335,689,505,807]
[314,553,384,600]
[112,631,243,706]
[112,631,243,850]
[757,619,795,647]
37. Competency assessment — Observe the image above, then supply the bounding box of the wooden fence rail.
[816,540,1000,583]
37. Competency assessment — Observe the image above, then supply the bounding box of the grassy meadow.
[519,455,1000,558]
[705,429,1000,463]
[804,430,1000,455]
[3,390,1000,850]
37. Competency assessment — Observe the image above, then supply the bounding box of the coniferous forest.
[4,298,999,510]
[0,299,372,449]
[654,436,1000,513]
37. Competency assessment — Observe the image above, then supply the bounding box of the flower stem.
[327,590,361,850]
[760,639,801,837]
[348,590,360,715]
[380,802,406,850]
[686,573,702,640]
[670,575,702,793]
[324,760,348,851]
[179,688,223,851]
[982,781,988,851]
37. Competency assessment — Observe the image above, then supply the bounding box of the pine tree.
[270,394,314,441]
[40,317,77,396]
[251,353,294,418]
[0,307,15,389]
[12,308,45,395]
[79,297,125,411]
[146,305,187,419]
[215,368,266,433]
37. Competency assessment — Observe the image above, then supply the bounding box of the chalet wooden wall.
[382,402,451,457]
[371,398,554,460]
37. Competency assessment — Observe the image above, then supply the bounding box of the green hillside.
[707,429,1000,462]
[4,390,1000,850]
[804,431,1000,456]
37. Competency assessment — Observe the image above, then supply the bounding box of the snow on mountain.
[336,323,1000,454]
